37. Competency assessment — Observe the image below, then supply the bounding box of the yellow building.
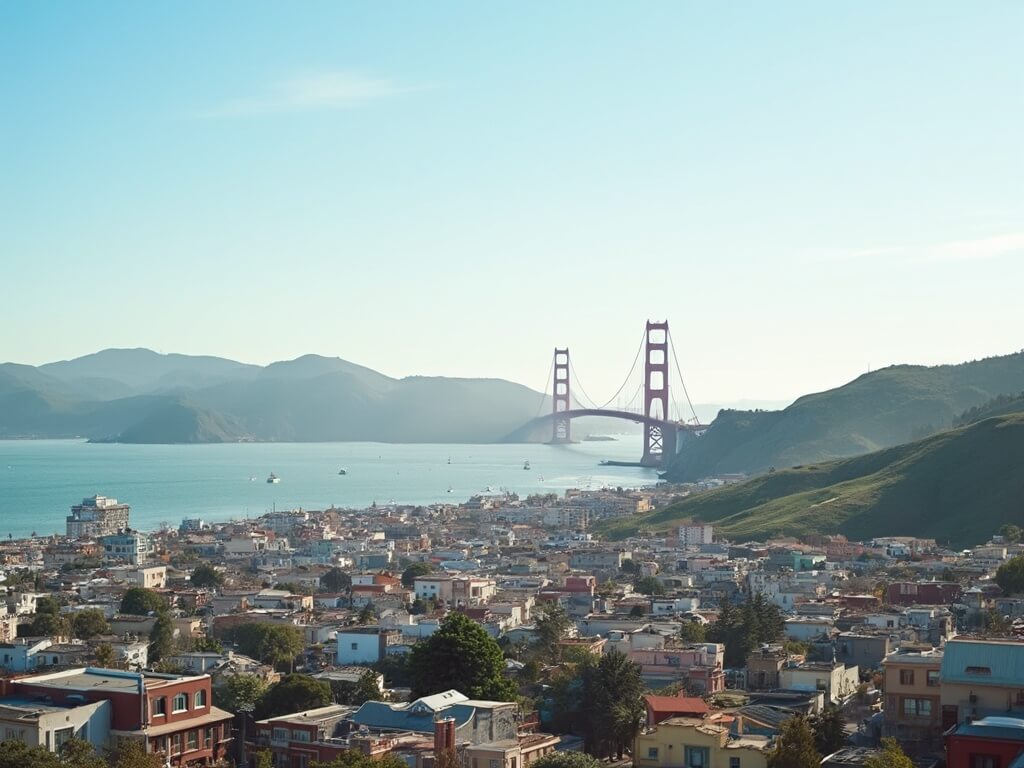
[635,717,771,768]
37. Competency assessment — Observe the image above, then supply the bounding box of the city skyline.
[3,2,1023,403]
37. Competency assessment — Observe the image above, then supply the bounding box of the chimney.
[434,716,455,754]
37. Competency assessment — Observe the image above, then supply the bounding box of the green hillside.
[665,351,1024,481]
[600,411,1024,547]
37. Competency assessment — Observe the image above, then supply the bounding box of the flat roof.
[14,668,208,694]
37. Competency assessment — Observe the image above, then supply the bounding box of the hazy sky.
[2,2,1022,403]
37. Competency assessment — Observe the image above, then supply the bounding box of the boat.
[446,485,453,493]
[267,473,280,484]
[523,460,531,470]
[338,468,347,476]
[583,434,617,442]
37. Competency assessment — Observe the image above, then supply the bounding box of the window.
[900,669,914,685]
[647,748,659,759]
[194,690,207,709]
[351,643,359,650]
[490,761,500,768]
[970,756,999,768]
[927,671,939,687]
[685,747,708,768]
[292,729,311,742]
[171,733,181,754]
[172,692,188,712]
[187,730,197,751]
[151,697,166,717]
[204,727,213,748]
[53,727,74,751]
[965,666,992,676]
[273,727,289,742]
[730,759,741,768]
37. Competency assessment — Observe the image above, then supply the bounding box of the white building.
[678,525,714,546]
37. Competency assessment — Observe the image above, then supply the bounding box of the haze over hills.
[600,409,1024,548]
[664,351,1024,482]
[0,349,549,444]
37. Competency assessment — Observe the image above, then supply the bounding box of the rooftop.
[13,667,207,694]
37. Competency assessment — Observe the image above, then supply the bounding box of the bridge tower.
[641,321,675,467]
[551,348,572,443]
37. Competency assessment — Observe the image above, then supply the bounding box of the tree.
[619,559,639,574]
[26,594,69,637]
[996,555,1024,595]
[189,563,225,590]
[679,621,707,643]
[231,623,306,671]
[330,669,382,705]
[401,562,433,588]
[0,739,60,768]
[120,587,167,616]
[214,673,269,713]
[408,611,517,700]
[709,595,784,668]
[253,751,275,768]
[321,567,352,593]
[256,674,332,719]
[629,604,647,617]
[863,739,915,768]
[94,642,116,668]
[149,612,175,663]
[530,753,603,768]
[999,524,1022,544]
[312,752,407,768]
[71,609,110,640]
[107,739,164,768]
[534,603,572,660]
[634,576,665,595]
[358,604,377,624]
[767,715,819,768]
[809,707,846,757]
[580,650,645,759]
[58,738,107,768]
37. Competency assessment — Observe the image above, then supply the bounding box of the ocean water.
[0,438,659,537]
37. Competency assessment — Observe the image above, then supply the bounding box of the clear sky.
[2,2,1022,404]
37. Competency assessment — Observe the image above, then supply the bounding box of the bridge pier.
[551,348,572,444]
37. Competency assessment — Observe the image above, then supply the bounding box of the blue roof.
[350,699,476,734]
[940,640,1024,687]
[952,717,1024,743]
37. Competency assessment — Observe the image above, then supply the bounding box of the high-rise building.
[66,495,131,538]
[678,524,714,546]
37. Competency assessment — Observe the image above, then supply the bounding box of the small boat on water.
[267,473,280,484]
[338,468,347,476]
[446,485,453,493]
[523,460,531,470]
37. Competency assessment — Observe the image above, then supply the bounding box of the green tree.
[530,753,603,768]
[231,623,306,671]
[767,715,820,768]
[408,611,517,700]
[809,707,846,757]
[401,562,433,588]
[580,650,645,759]
[329,668,381,705]
[256,674,332,719]
[148,612,175,663]
[999,524,1022,544]
[321,567,352,593]
[534,603,572,660]
[996,555,1024,595]
[619,558,639,574]
[863,739,915,768]
[94,642,117,667]
[120,587,167,616]
[358,604,377,624]
[107,739,164,768]
[253,751,275,768]
[679,621,707,643]
[189,563,225,590]
[374,654,411,687]
[629,604,647,617]
[71,609,110,640]
[214,673,269,713]
[59,738,107,768]
[634,576,665,595]
[0,740,61,768]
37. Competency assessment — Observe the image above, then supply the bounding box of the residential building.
[0,638,54,672]
[939,639,1024,731]
[0,667,233,765]
[98,530,150,565]
[886,581,962,607]
[944,716,1024,768]
[66,496,131,539]
[0,696,111,753]
[251,703,357,767]
[644,695,711,726]
[678,526,714,547]
[350,690,518,746]
[778,662,859,705]
[336,627,402,665]
[881,647,943,748]
[634,716,771,768]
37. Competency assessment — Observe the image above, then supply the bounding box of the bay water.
[0,438,659,538]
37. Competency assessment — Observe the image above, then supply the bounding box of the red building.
[1,667,233,766]
[643,694,710,726]
[886,581,962,607]
[945,716,1024,768]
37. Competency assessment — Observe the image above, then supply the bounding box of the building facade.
[66,496,131,538]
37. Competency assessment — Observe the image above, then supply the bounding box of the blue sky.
[2,2,1022,403]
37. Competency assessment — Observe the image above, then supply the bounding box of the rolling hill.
[599,411,1024,547]
[0,349,547,444]
[664,351,1024,482]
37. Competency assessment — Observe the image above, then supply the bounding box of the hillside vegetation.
[664,352,1024,481]
[600,411,1024,547]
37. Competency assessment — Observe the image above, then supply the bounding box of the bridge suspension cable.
[668,326,700,425]
[567,357,601,410]
[534,353,554,419]
[567,329,647,413]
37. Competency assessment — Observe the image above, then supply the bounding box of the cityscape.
[4,4,1024,768]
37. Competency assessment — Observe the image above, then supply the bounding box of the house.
[944,716,1024,768]
[886,581,961,607]
[250,703,358,767]
[634,716,771,768]
[746,646,791,692]
[881,647,943,750]
[644,695,710,726]
[0,667,233,765]
[778,661,859,705]
[349,690,519,746]
[0,638,54,672]
[336,627,402,665]
[939,639,1024,731]
[0,696,111,753]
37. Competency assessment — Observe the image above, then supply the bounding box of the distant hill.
[0,349,546,444]
[665,352,1024,481]
[599,411,1024,547]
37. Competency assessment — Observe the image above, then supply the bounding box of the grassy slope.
[600,412,1024,547]
[664,352,1024,482]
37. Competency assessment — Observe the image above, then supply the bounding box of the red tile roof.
[644,695,710,717]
